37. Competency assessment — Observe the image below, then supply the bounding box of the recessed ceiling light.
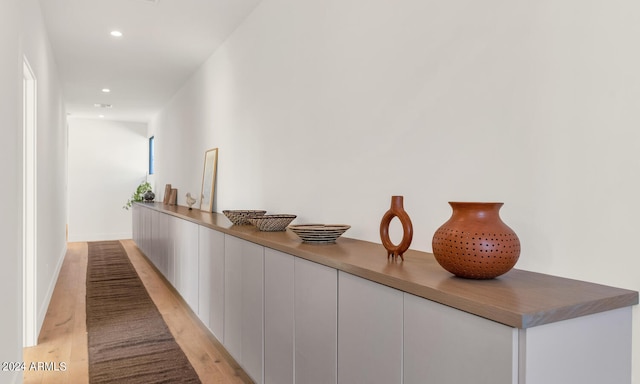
[102,88,111,93]
[110,30,123,37]
[99,115,105,118]
[94,103,112,108]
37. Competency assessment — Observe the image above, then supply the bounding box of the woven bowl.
[248,214,297,232]
[288,224,350,244]
[223,210,267,225]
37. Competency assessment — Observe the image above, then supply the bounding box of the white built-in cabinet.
[149,208,161,268]
[294,256,338,384]
[172,217,199,312]
[198,226,225,341]
[402,293,632,384]
[155,210,170,279]
[338,272,403,384]
[132,204,635,384]
[403,292,517,384]
[224,235,264,384]
[132,206,198,314]
[519,306,631,384]
[263,249,294,384]
[263,248,338,384]
[132,204,140,249]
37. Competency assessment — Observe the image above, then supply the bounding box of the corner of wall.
[36,243,67,339]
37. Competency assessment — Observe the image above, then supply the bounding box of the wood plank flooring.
[23,240,251,384]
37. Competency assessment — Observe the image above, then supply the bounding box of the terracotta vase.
[432,202,520,279]
[380,196,413,261]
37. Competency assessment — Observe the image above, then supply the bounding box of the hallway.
[23,240,250,384]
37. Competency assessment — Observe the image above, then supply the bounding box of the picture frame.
[199,148,218,212]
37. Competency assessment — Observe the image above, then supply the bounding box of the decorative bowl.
[143,190,155,202]
[223,210,267,225]
[288,224,351,244]
[248,214,297,232]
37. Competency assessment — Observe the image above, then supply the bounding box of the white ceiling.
[39,0,261,123]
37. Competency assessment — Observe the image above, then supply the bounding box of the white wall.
[0,0,24,382]
[149,0,640,381]
[0,0,67,381]
[68,118,148,241]
[22,0,69,339]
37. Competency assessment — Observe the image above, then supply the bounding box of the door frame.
[23,57,37,347]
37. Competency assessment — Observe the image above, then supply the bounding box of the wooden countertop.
[136,202,638,329]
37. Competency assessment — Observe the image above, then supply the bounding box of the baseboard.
[67,232,132,242]
[9,370,20,384]
[36,244,67,339]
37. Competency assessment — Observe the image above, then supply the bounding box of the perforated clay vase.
[432,202,520,279]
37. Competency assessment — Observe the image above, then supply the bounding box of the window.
[148,136,155,175]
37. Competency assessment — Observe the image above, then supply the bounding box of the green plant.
[123,181,152,210]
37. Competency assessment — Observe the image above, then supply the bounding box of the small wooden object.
[169,188,177,206]
[163,184,172,204]
[380,196,413,261]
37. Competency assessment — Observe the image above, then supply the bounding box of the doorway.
[23,58,37,347]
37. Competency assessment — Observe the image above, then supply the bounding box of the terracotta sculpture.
[380,196,413,261]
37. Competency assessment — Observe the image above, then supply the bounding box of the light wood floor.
[23,240,252,384]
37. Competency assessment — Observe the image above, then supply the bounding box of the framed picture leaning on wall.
[199,148,218,212]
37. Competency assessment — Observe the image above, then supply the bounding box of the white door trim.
[23,57,37,347]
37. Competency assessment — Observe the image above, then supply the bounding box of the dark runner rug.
[86,240,201,383]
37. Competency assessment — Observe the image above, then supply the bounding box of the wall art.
[199,148,218,212]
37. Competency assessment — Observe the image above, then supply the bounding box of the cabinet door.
[404,293,517,384]
[140,205,152,256]
[135,205,144,251]
[224,235,264,384]
[198,226,225,341]
[295,258,337,384]
[155,211,170,277]
[522,307,632,384]
[338,272,403,384]
[264,248,294,384]
[165,215,176,285]
[173,218,199,312]
[144,207,153,256]
[149,209,161,266]
[132,204,140,245]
